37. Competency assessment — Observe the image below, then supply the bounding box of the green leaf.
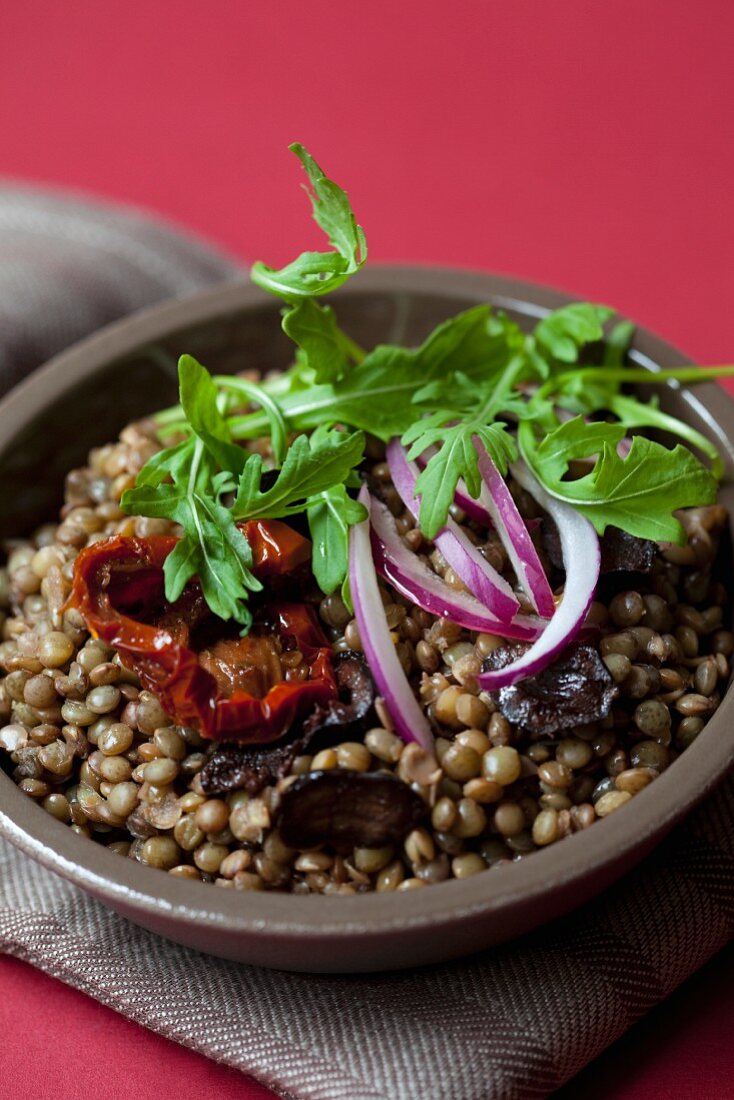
[307,484,367,595]
[309,306,508,438]
[282,299,351,382]
[341,572,354,615]
[290,143,366,269]
[403,304,526,384]
[525,417,718,542]
[603,320,636,367]
[251,251,352,303]
[161,496,261,629]
[162,536,200,604]
[212,374,289,466]
[554,369,620,417]
[250,143,366,303]
[162,484,262,627]
[134,436,197,488]
[609,393,724,480]
[225,306,537,443]
[122,434,262,629]
[534,303,615,365]
[233,428,365,520]
[178,355,248,474]
[411,426,479,538]
[532,417,626,483]
[121,481,188,519]
[408,421,517,539]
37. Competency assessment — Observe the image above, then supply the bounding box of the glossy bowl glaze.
[0,267,732,972]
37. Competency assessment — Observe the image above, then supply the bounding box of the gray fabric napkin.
[0,183,241,393]
[0,185,732,1100]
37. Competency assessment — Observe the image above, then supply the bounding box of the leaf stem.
[558,365,734,388]
[213,376,288,464]
[336,329,367,364]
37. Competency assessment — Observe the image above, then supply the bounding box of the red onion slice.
[386,440,520,622]
[368,492,545,641]
[475,439,556,618]
[349,487,434,749]
[478,462,600,690]
[416,448,541,532]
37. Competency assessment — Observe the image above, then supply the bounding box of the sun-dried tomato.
[199,650,376,796]
[69,523,336,743]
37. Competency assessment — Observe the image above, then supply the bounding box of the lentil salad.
[0,146,732,896]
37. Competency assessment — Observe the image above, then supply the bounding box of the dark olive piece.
[199,738,303,797]
[484,644,618,737]
[542,521,655,577]
[301,651,375,737]
[599,528,657,575]
[275,770,427,850]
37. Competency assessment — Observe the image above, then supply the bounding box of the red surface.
[0,2,733,1097]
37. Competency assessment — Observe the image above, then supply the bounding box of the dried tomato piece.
[246,519,312,576]
[69,525,336,743]
[275,770,427,850]
[483,642,617,736]
[199,651,376,796]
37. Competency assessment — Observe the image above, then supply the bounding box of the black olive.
[275,770,426,850]
[484,642,618,736]
[599,527,656,575]
[543,519,656,601]
[302,650,375,737]
[199,739,304,797]
[543,518,655,577]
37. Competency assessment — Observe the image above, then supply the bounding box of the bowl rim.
[1,263,733,941]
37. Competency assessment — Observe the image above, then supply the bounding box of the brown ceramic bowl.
[0,267,732,973]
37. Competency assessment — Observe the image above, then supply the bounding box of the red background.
[1,1,733,1096]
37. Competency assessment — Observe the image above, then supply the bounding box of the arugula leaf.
[292,144,366,269]
[282,298,359,383]
[225,306,547,443]
[307,484,367,595]
[233,427,365,520]
[178,355,249,474]
[406,422,517,539]
[134,436,197,488]
[211,372,289,465]
[122,441,262,628]
[608,393,724,480]
[251,143,366,303]
[163,494,262,626]
[530,417,626,482]
[553,369,620,418]
[533,303,614,365]
[301,306,514,438]
[603,320,636,367]
[521,417,718,543]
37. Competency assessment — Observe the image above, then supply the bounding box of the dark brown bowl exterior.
[0,267,732,973]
